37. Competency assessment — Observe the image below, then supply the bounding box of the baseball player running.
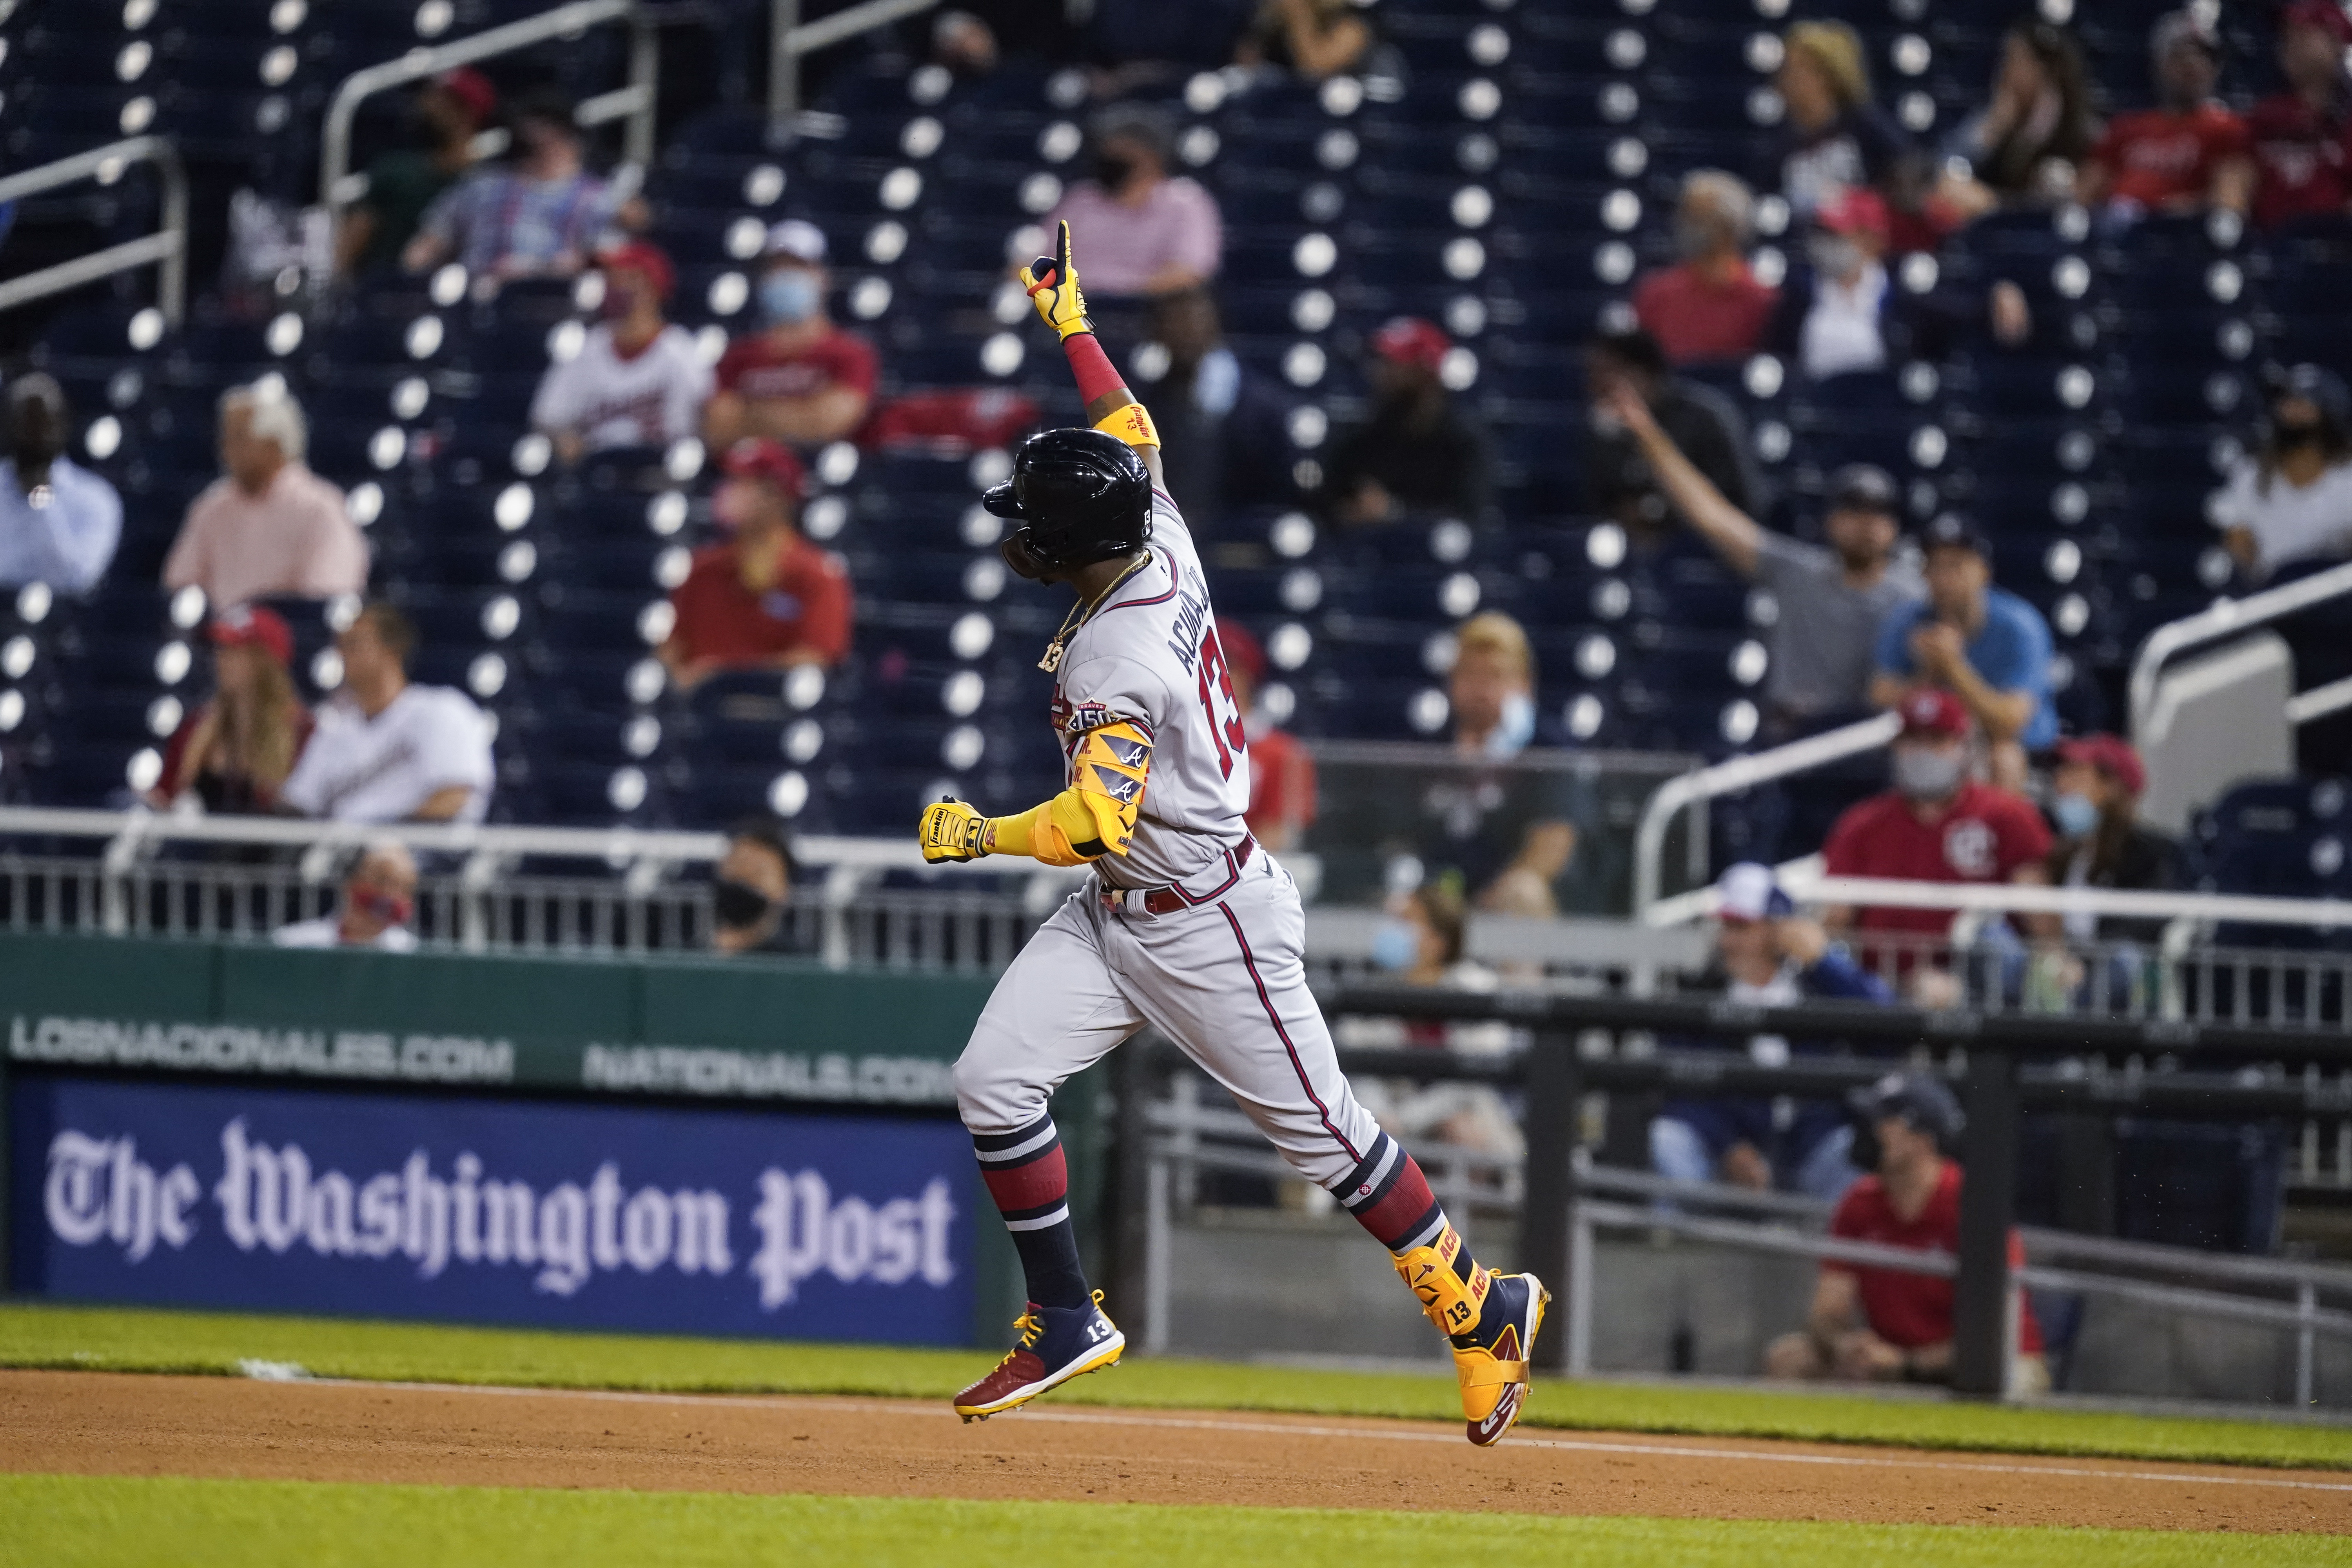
[918,224,1548,1446]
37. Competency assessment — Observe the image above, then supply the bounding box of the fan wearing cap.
[1319,316,1490,525]
[658,439,853,691]
[1606,378,1924,737]
[404,85,637,279]
[336,67,497,280]
[2212,363,2352,581]
[2249,2,2352,230]
[530,243,712,461]
[0,373,122,597]
[1763,187,2030,383]
[1650,862,1892,1203]
[1766,1071,2045,1391]
[1039,103,1222,300]
[703,220,878,451]
[1869,514,2056,789]
[149,606,315,815]
[2078,10,2253,218]
[1821,688,2052,955]
[1215,618,1316,852]
[2029,734,2178,948]
[1584,325,1761,535]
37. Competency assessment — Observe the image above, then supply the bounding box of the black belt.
[1100,836,1256,918]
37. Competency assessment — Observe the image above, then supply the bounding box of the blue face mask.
[1483,691,1536,759]
[2050,791,2100,839]
[760,270,821,325]
[1369,918,1420,972]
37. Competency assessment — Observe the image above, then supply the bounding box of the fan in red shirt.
[1632,171,1780,366]
[1766,1073,2047,1393]
[658,439,853,690]
[701,219,878,450]
[1820,688,2052,950]
[2248,0,2352,230]
[2079,11,2254,218]
[1216,617,1316,851]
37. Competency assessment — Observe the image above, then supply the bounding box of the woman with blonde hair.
[151,605,314,813]
[1773,19,1913,221]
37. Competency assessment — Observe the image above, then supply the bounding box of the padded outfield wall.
[0,933,1105,1347]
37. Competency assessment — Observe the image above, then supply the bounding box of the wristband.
[1093,402,1160,450]
[1061,329,1126,406]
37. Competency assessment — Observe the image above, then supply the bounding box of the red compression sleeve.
[1062,330,1125,405]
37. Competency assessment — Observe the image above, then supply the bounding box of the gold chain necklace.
[1038,551,1152,674]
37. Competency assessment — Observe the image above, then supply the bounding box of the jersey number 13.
[1196,628,1249,779]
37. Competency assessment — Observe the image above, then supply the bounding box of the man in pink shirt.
[1041,103,1220,298]
[163,382,368,607]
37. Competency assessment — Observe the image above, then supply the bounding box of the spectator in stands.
[530,243,711,461]
[1821,689,2052,957]
[2250,1,2352,230]
[931,9,1002,76]
[702,220,877,451]
[1766,1072,2047,1392]
[1233,0,1373,82]
[1766,188,2031,382]
[334,68,497,280]
[280,602,495,824]
[1584,325,1761,538]
[1870,515,2056,788]
[1346,877,1524,1165]
[2214,363,2352,581]
[1632,171,1779,367]
[1321,317,1489,525]
[1217,618,1315,853]
[1938,20,2097,216]
[1041,103,1221,299]
[2033,733,2178,948]
[659,439,853,690]
[1608,387,1923,737]
[2078,11,2253,221]
[1425,612,1578,915]
[163,382,367,608]
[1650,863,1892,1202]
[403,87,634,279]
[273,841,420,953]
[710,816,804,957]
[149,606,314,815]
[0,373,120,596]
[1769,20,1911,221]
[1147,287,1296,529]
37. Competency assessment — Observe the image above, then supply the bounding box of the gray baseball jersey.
[957,486,1389,1195]
[1046,490,1249,890]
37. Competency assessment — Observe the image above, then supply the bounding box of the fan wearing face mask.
[272,841,421,953]
[708,816,811,957]
[1818,689,2052,972]
[2025,735,2178,950]
[1632,170,1780,367]
[1036,102,1222,301]
[2212,364,2352,583]
[530,243,711,461]
[703,220,878,451]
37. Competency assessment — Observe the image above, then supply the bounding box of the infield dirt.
[5,1370,2348,1533]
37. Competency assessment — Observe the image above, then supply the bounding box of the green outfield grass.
[7,1474,2348,1568]
[4,1301,2348,1472]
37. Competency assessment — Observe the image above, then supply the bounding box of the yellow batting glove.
[918,796,990,862]
[1018,219,1093,341]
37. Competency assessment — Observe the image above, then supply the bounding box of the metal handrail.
[770,0,944,119]
[1631,711,1903,922]
[320,0,659,213]
[0,136,187,325]
[1789,873,2352,931]
[2129,558,2352,742]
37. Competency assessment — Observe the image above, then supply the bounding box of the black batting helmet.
[984,427,1151,580]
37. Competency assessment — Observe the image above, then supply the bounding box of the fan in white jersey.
[529,241,713,460]
[916,223,1551,1447]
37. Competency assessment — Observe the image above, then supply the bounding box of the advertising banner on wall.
[9,1075,976,1345]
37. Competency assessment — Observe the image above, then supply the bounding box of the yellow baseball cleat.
[1395,1228,1550,1446]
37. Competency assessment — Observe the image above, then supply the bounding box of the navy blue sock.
[973,1112,1090,1310]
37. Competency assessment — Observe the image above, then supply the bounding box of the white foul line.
[297,1378,2352,1496]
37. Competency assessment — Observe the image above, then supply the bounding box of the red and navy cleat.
[953,1289,1125,1422]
